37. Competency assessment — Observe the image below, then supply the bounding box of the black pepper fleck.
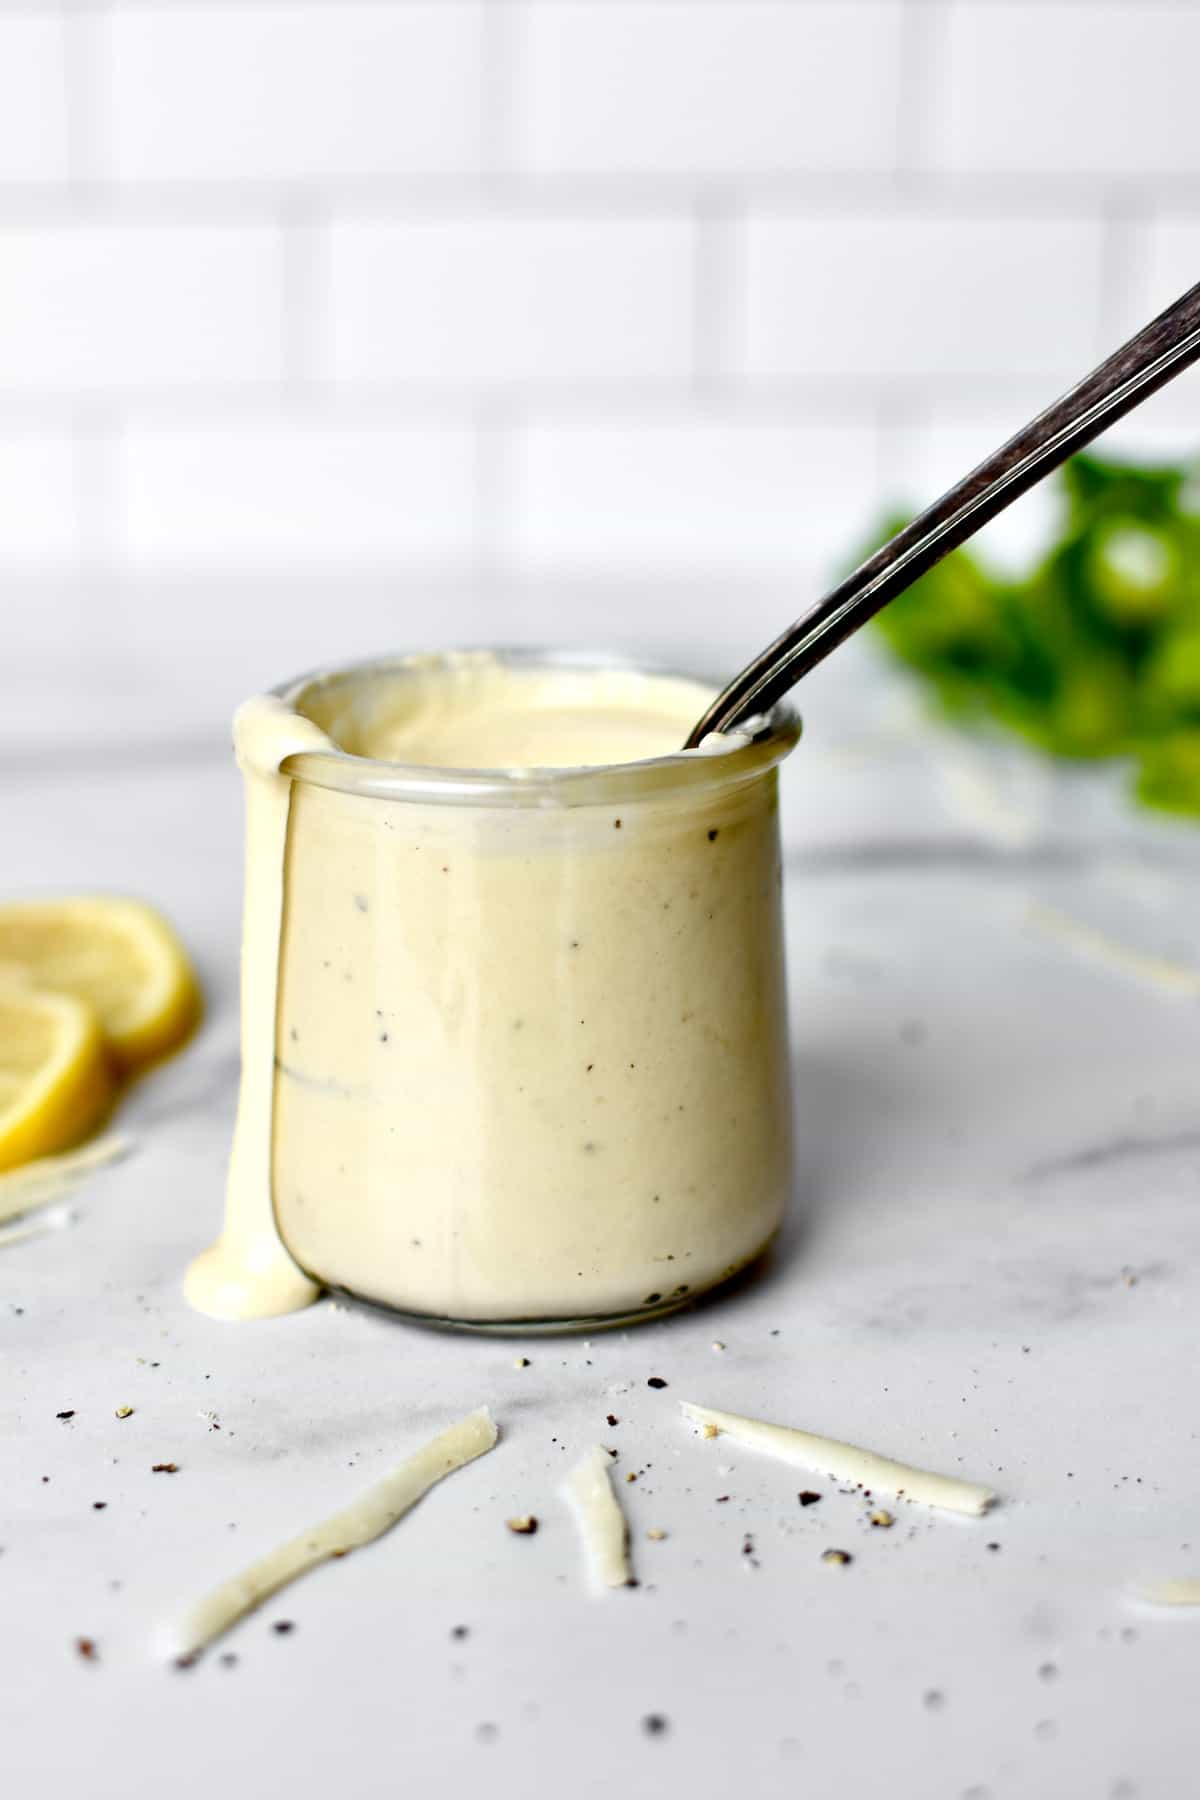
[92,1501,107,1512]
[451,1625,470,1641]
[642,1714,669,1737]
[643,1293,662,1305]
[56,1410,75,1420]
[798,1491,822,1507]
[272,1620,296,1635]
[607,1414,619,1427]
[647,1377,668,1390]
[707,828,719,842]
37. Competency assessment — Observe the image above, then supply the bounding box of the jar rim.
[273,646,801,808]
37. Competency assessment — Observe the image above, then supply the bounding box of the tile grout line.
[472,397,518,578]
[61,0,104,210]
[71,401,119,579]
[480,0,515,184]
[1096,186,1146,354]
[692,186,738,404]
[3,171,1200,223]
[0,373,1151,430]
[280,188,323,394]
[894,0,949,181]
[0,0,1146,10]
[873,387,926,517]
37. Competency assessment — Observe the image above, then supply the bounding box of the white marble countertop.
[5,642,1200,1800]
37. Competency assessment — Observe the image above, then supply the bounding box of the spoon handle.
[686,278,1200,747]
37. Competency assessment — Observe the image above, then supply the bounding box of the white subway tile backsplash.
[113,417,479,565]
[0,0,1194,679]
[1094,412,1200,469]
[323,215,696,388]
[100,3,484,183]
[506,412,879,575]
[513,1,905,175]
[0,16,68,185]
[881,384,1200,592]
[737,213,1107,382]
[1102,216,1200,423]
[0,221,284,393]
[1124,216,1200,331]
[1089,359,1200,460]
[880,401,1066,575]
[0,431,78,564]
[935,3,1200,177]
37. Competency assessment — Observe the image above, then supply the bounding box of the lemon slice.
[0,897,201,1073]
[0,986,115,1172]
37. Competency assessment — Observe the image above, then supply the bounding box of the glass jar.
[267,650,799,1331]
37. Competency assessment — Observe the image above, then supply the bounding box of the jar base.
[322,1239,775,1337]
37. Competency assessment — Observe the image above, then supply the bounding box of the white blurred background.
[2,0,1198,753]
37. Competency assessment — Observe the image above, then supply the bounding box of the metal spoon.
[685,279,1200,747]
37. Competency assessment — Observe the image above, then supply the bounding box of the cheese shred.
[681,1401,995,1518]
[163,1406,499,1660]
[0,1133,133,1227]
[563,1445,634,1589]
[1139,1579,1200,1606]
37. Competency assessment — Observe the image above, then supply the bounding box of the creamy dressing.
[184,696,334,1320]
[163,1406,498,1660]
[563,1444,634,1589]
[310,659,720,770]
[186,657,795,1326]
[681,1402,996,1517]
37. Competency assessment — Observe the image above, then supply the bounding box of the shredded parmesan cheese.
[1026,903,1200,1001]
[1139,1579,1200,1606]
[681,1402,995,1518]
[563,1444,634,1590]
[163,1406,498,1661]
[0,1133,133,1226]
